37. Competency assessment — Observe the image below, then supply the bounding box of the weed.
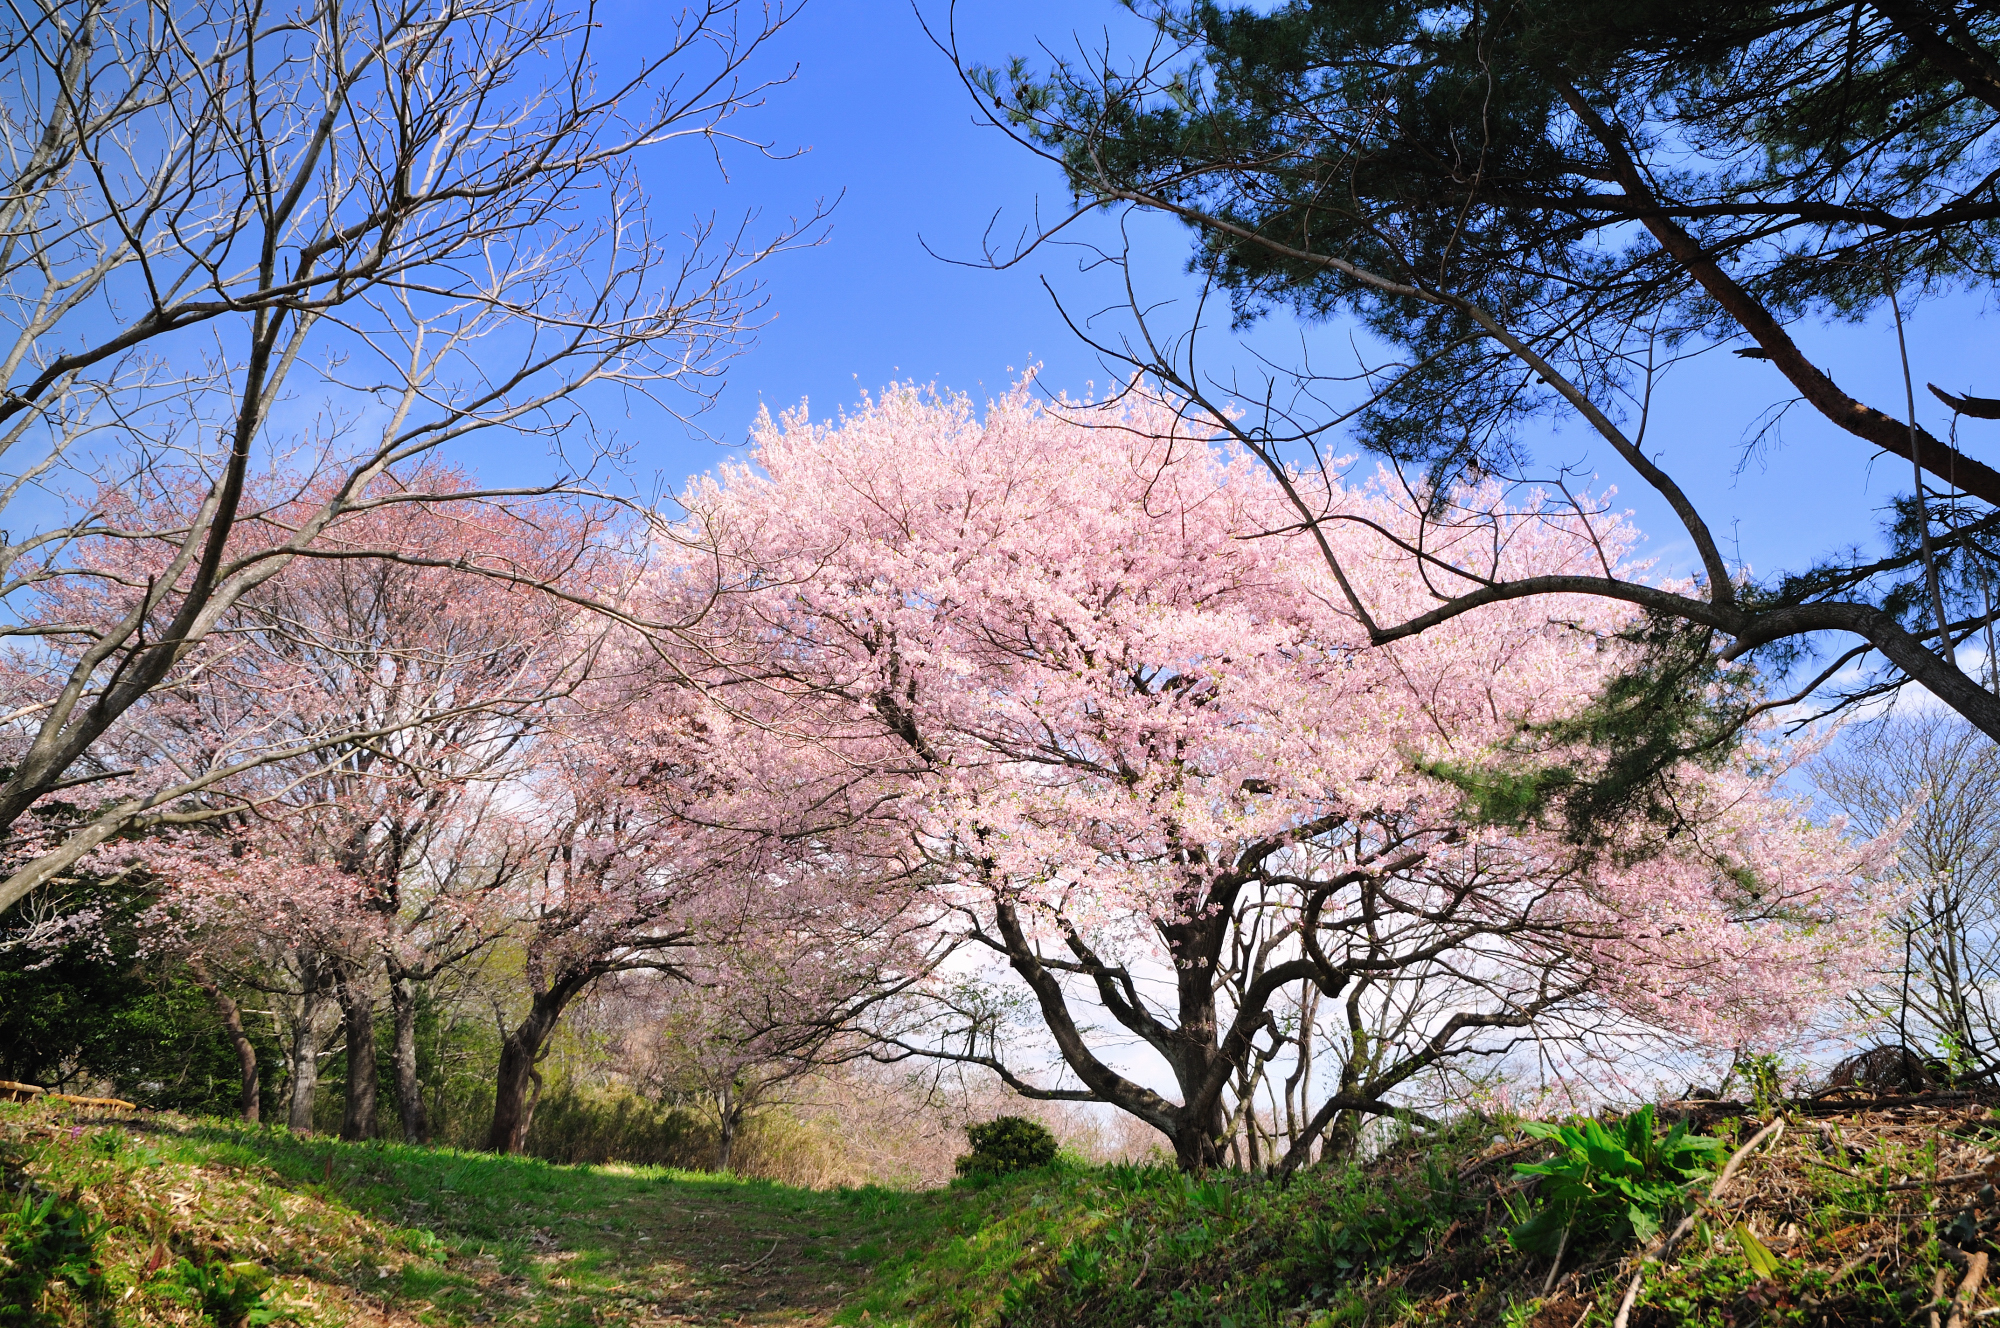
[148,1255,284,1328]
[0,1188,106,1327]
[1510,1104,1723,1252]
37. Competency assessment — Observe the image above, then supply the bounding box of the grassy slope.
[878,1097,1999,1328]
[6,1094,1996,1327]
[2,1100,979,1326]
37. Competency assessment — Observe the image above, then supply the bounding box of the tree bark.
[387,969,429,1144]
[485,971,593,1154]
[717,1081,740,1173]
[190,961,259,1123]
[335,959,378,1141]
[285,952,332,1132]
[1161,909,1234,1172]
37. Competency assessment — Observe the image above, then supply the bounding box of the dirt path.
[568,1183,882,1326]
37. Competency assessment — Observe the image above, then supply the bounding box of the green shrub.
[955,1116,1059,1178]
[0,1189,107,1327]
[1509,1105,1724,1253]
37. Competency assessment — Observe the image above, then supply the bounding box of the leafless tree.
[0,0,822,917]
[874,827,1611,1174]
[1815,712,2000,1077]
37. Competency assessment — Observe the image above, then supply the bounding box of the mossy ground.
[5,1093,1996,1327]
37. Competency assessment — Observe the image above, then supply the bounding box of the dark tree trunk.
[335,960,378,1141]
[387,969,429,1144]
[716,1081,743,1173]
[1169,1119,1229,1171]
[1161,909,1233,1172]
[485,971,592,1154]
[190,961,259,1123]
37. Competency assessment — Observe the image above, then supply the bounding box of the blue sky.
[593,0,2000,594]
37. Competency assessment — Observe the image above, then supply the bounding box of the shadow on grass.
[13,1104,1133,1327]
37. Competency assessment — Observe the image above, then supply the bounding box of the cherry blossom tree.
[104,470,606,1138]
[0,0,820,920]
[651,382,1897,1171]
[471,652,944,1155]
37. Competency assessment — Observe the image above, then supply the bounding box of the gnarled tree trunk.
[485,969,595,1154]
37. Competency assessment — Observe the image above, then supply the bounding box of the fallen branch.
[1457,1138,1539,1178]
[1808,1158,1995,1190]
[1670,1091,1986,1119]
[1948,1251,1989,1328]
[1796,1091,1979,1115]
[736,1237,781,1273]
[0,1080,135,1110]
[1890,1171,1994,1192]
[1610,1117,1787,1328]
[48,1093,137,1111]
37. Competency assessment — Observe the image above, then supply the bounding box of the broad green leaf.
[1733,1224,1779,1278]
[1584,1141,1634,1174]
[1627,1203,1659,1242]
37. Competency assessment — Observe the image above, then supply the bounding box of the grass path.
[3,1101,1001,1327]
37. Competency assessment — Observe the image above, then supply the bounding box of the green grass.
[5,1097,1986,1328]
[1,1099,985,1326]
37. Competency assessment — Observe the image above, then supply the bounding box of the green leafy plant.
[149,1254,284,1328]
[1735,1054,1787,1117]
[954,1116,1059,1179]
[1510,1106,1724,1254]
[0,1189,107,1327]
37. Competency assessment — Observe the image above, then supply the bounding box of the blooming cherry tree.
[648,382,1894,1171]
[100,471,604,1137]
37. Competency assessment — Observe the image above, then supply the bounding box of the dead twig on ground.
[1949,1251,1990,1328]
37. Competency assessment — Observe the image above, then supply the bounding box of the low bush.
[955,1117,1059,1179]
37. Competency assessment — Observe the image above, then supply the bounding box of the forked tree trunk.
[335,961,379,1141]
[485,970,593,1154]
[387,970,429,1144]
[190,962,259,1123]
